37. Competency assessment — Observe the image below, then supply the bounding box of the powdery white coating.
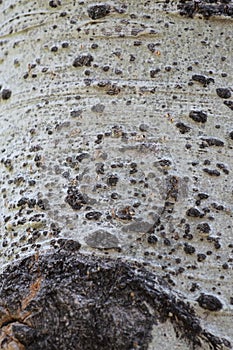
[0,0,233,347]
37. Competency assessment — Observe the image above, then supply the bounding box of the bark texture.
[0,250,231,350]
[0,0,233,349]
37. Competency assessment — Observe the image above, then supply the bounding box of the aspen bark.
[0,1,232,349]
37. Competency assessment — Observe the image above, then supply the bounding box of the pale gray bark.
[0,1,233,349]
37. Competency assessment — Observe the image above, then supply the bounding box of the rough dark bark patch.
[73,54,94,67]
[191,74,214,87]
[201,137,224,147]
[1,89,12,100]
[87,4,111,20]
[189,110,207,123]
[178,1,233,19]
[216,88,231,99]
[224,100,233,110]
[49,0,61,8]
[186,207,203,218]
[197,293,223,311]
[175,122,191,134]
[0,251,231,350]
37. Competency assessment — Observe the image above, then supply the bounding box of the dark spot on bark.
[84,69,91,76]
[147,235,158,244]
[196,223,211,234]
[166,175,179,201]
[60,11,67,17]
[164,238,171,246]
[2,240,8,247]
[111,192,119,199]
[61,42,69,48]
[87,4,111,20]
[114,68,123,75]
[2,158,13,171]
[216,88,231,99]
[51,46,58,52]
[184,223,190,235]
[50,222,61,236]
[65,187,88,210]
[165,66,172,72]
[191,75,214,87]
[156,159,172,167]
[102,65,110,71]
[106,84,121,95]
[0,251,230,350]
[203,159,211,166]
[186,207,203,218]
[203,168,221,176]
[17,197,36,208]
[184,243,196,254]
[175,122,191,134]
[1,88,12,100]
[222,263,228,270]
[107,174,119,186]
[150,68,160,78]
[91,104,105,113]
[53,238,81,252]
[85,211,102,220]
[95,163,105,174]
[84,80,92,87]
[73,54,94,67]
[229,131,233,140]
[49,0,61,8]
[189,110,207,123]
[216,163,229,174]
[147,43,156,52]
[29,145,42,152]
[116,206,135,221]
[190,283,199,293]
[197,294,223,312]
[91,43,98,49]
[34,154,41,162]
[197,191,208,199]
[129,54,136,62]
[70,109,82,118]
[4,216,11,223]
[76,153,89,162]
[139,124,149,132]
[201,137,224,147]
[23,72,29,79]
[211,203,224,211]
[37,198,50,210]
[197,254,206,262]
[224,100,233,110]
[214,241,221,249]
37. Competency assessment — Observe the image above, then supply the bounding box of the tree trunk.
[0,1,232,349]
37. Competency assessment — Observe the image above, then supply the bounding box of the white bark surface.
[0,1,232,348]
